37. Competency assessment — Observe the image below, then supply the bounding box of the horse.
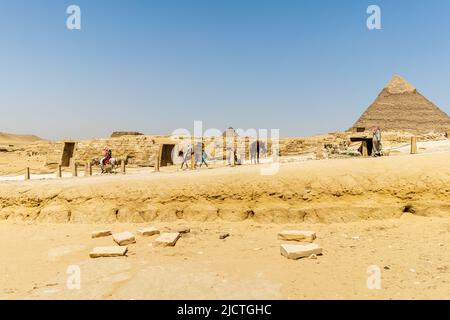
[91,157,120,174]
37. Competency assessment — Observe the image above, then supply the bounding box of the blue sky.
[1,0,450,140]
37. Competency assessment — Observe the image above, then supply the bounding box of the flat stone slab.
[137,227,160,237]
[278,230,316,242]
[113,232,136,246]
[91,230,112,239]
[90,246,128,258]
[154,233,180,247]
[177,227,191,234]
[280,243,323,260]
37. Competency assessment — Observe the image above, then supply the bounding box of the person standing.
[372,126,382,156]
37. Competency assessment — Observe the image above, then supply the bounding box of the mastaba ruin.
[350,75,450,133]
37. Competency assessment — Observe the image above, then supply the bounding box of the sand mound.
[1,152,450,224]
[0,132,43,144]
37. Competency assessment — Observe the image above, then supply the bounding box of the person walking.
[180,144,192,169]
[200,148,208,167]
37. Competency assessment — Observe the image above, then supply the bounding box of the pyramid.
[350,75,450,133]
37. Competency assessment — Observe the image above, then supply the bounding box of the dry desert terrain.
[1,149,450,299]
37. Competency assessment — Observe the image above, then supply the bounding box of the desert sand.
[1,146,450,299]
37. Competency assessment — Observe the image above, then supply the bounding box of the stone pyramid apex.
[385,75,416,94]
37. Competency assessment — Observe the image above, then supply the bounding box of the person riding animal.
[100,147,112,170]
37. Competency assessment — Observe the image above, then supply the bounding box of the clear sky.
[1,0,450,140]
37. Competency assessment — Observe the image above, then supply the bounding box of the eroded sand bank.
[1,152,450,224]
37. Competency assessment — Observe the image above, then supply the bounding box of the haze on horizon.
[1,0,450,140]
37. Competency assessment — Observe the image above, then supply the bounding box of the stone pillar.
[25,167,30,180]
[72,162,78,177]
[155,145,161,172]
[57,165,62,178]
[411,137,417,154]
[316,145,324,160]
[121,160,126,174]
[362,141,368,157]
[86,162,92,176]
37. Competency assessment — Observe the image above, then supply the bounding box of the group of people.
[180,144,208,169]
[179,140,267,169]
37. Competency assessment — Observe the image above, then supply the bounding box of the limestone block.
[137,227,160,237]
[278,230,316,242]
[113,232,136,246]
[90,246,128,258]
[280,243,323,260]
[92,230,112,239]
[154,233,180,247]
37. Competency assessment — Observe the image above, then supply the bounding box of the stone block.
[154,233,180,247]
[280,243,323,260]
[92,230,112,239]
[137,227,160,237]
[113,232,136,246]
[90,246,128,258]
[278,230,316,242]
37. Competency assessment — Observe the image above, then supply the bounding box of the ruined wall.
[74,136,160,166]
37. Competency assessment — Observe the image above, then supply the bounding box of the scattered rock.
[113,232,136,246]
[219,233,230,240]
[309,254,318,260]
[278,230,316,242]
[90,246,128,258]
[91,230,112,239]
[280,243,323,260]
[384,266,390,270]
[154,233,180,247]
[177,227,191,234]
[137,227,160,237]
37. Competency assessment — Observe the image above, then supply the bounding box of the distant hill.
[0,132,43,144]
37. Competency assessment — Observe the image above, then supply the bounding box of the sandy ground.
[0,215,449,300]
[1,145,450,299]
